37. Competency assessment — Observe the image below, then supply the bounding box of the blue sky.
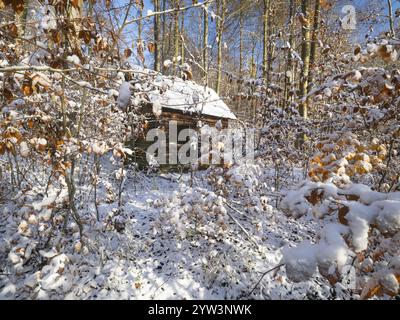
[112,0,400,68]
[336,0,400,41]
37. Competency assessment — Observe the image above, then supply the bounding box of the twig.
[180,35,206,73]
[224,206,257,246]
[378,139,395,191]
[247,264,284,297]
[151,273,175,300]
[224,200,247,217]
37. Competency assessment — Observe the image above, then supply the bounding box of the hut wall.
[132,104,232,169]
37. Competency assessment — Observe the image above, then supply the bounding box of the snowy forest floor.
[0,163,356,300]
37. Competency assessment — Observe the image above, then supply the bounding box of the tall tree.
[137,0,144,65]
[238,8,244,106]
[299,0,311,120]
[173,0,181,74]
[203,2,209,86]
[262,0,270,79]
[387,0,396,38]
[154,0,161,72]
[216,0,226,94]
[308,0,321,88]
[284,0,296,107]
[161,0,167,69]
[180,10,185,63]
[266,1,275,86]
[239,10,243,78]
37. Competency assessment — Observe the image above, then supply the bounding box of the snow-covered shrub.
[279,43,400,297]
[309,132,387,184]
[207,162,265,197]
[217,167,279,221]
[153,186,229,240]
[281,179,400,298]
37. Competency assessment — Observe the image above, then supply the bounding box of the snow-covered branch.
[124,0,214,26]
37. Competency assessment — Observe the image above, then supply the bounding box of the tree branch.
[247,264,284,297]
[124,0,214,26]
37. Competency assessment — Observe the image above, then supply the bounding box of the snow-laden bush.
[153,186,230,240]
[281,178,400,298]
[206,162,274,213]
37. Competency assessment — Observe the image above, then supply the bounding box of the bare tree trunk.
[216,0,226,95]
[237,10,243,113]
[203,3,209,86]
[250,39,257,122]
[299,0,311,120]
[308,0,321,88]
[60,75,83,239]
[70,0,84,57]
[87,0,94,56]
[388,0,396,38]
[137,2,143,66]
[267,8,274,86]
[180,11,185,63]
[284,0,295,107]
[138,10,142,40]
[167,14,173,70]
[154,0,161,71]
[250,40,257,79]
[262,0,270,79]
[173,0,180,74]
[239,11,243,78]
[161,0,167,70]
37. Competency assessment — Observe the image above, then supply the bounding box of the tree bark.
[216,0,226,95]
[266,3,274,86]
[299,0,311,120]
[161,0,167,70]
[284,0,296,106]
[388,0,396,38]
[308,0,321,88]
[180,11,185,63]
[239,10,243,78]
[237,9,243,113]
[203,3,209,86]
[262,0,270,79]
[173,0,181,74]
[154,0,161,72]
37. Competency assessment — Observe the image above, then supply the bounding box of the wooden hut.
[133,75,237,168]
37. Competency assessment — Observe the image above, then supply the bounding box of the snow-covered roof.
[130,66,237,120]
[154,78,237,120]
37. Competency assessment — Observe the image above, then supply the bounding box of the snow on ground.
[0,165,353,300]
